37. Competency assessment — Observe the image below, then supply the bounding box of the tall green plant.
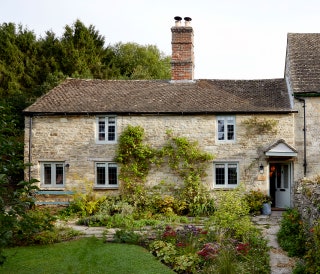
[277,208,306,257]
[210,184,255,241]
[115,125,156,205]
[0,175,38,265]
[115,126,215,216]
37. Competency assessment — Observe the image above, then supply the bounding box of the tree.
[0,104,38,265]
[59,19,108,79]
[106,42,171,79]
[0,23,40,99]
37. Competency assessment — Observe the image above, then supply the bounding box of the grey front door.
[270,163,291,208]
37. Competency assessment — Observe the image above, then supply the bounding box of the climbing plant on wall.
[115,125,157,206]
[115,126,215,215]
[160,130,215,215]
[242,116,278,135]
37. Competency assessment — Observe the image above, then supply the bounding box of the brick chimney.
[171,16,194,81]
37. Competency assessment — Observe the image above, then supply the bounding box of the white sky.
[2,0,320,79]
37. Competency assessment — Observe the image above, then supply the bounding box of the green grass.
[1,237,174,274]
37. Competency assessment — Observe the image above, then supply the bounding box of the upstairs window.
[217,116,235,142]
[96,116,116,143]
[214,162,238,188]
[95,162,118,188]
[41,162,65,187]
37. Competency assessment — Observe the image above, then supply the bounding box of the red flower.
[236,243,250,256]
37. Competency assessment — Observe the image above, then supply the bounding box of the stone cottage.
[24,17,320,208]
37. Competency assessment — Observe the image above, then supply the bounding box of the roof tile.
[24,78,292,114]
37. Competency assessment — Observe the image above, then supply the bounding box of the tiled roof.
[24,78,292,114]
[286,33,320,94]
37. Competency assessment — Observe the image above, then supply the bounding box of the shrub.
[304,221,320,273]
[277,208,306,257]
[113,229,142,245]
[12,208,56,246]
[9,208,80,246]
[244,190,271,215]
[209,184,256,241]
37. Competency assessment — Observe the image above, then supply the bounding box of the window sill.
[214,186,238,190]
[95,141,117,145]
[93,186,119,190]
[39,187,66,190]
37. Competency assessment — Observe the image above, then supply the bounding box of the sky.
[2,0,320,80]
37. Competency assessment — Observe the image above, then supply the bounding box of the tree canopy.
[0,19,171,108]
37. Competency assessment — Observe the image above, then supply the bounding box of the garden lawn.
[1,237,174,274]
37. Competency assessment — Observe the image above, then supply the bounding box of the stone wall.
[294,97,320,179]
[293,178,320,227]
[24,113,295,199]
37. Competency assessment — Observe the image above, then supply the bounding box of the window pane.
[108,117,115,124]
[108,125,115,141]
[218,120,225,140]
[108,164,118,185]
[215,164,225,185]
[228,164,237,185]
[44,164,51,185]
[98,118,105,141]
[227,124,234,140]
[96,164,106,185]
[56,164,64,185]
[283,165,289,188]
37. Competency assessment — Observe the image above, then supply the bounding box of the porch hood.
[264,139,298,157]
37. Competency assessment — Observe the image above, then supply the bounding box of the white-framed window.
[217,116,235,142]
[40,162,65,187]
[214,162,239,188]
[95,162,118,188]
[96,116,116,143]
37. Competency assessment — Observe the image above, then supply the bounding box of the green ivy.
[115,126,215,216]
[115,125,156,205]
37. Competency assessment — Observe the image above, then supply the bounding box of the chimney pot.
[174,16,182,27]
[184,17,192,27]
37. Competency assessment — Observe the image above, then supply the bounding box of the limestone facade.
[25,113,295,197]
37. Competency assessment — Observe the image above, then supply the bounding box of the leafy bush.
[64,190,106,217]
[304,221,320,273]
[12,208,56,246]
[210,184,256,241]
[277,208,306,257]
[113,229,142,245]
[9,208,80,246]
[244,190,272,215]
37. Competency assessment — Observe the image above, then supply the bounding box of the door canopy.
[264,139,297,157]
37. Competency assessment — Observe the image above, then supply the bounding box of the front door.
[269,163,291,208]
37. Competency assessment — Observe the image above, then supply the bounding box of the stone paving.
[252,211,296,274]
[59,211,295,273]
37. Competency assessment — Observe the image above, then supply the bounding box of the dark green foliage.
[113,229,142,244]
[293,260,307,274]
[244,190,272,215]
[304,221,320,273]
[11,208,56,246]
[277,208,306,257]
[115,125,156,206]
[115,126,215,216]
[107,42,171,79]
[0,175,38,265]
